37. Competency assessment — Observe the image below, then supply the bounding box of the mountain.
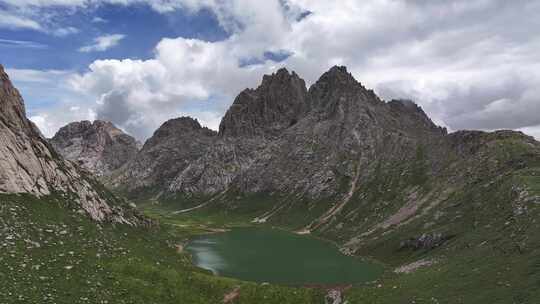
[112,117,218,196]
[114,68,318,198]
[5,63,540,303]
[228,67,447,200]
[0,64,135,223]
[50,120,140,177]
[115,66,448,201]
[114,65,540,257]
[219,68,308,138]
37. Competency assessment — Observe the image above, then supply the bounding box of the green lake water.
[186,227,383,285]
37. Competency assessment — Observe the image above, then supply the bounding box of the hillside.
[112,66,540,303]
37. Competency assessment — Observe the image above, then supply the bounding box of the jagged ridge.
[115,66,449,199]
[219,68,308,138]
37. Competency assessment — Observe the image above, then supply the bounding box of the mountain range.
[52,66,540,250]
[4,63,540,303]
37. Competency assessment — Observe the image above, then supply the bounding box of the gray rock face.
[0,65,133,223]
[113,117,218,194]
[234,67,446,198]
[50,120,139,177]
[400,233,449,250]
[219,68,308,138]
[115,66,446,199]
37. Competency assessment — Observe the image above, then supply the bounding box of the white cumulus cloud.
[79,34,125,52]
[68,37,276,138]
[52,26,80,37]
[17,0,540,141]
[0,10,42,30]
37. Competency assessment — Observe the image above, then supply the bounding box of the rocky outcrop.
[399,233,449,250]
[112,117,218,194]
[219,68,308,138]
[166,137,266,195]
[50,120,139,177]
[324,289,343,304]
[0,64,134,223]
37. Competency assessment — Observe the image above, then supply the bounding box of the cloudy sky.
[1,0,539,140]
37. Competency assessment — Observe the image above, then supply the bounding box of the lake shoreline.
[185,226,385,286]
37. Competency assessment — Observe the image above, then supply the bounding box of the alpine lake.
[186,227,383,285]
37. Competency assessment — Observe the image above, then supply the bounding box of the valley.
[1,63,540,303]
[2,180,540,303]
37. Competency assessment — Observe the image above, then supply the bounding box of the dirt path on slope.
[299,128,367,234]
[301,162,362,233]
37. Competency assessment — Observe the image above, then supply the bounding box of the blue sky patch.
[0,3,228,71]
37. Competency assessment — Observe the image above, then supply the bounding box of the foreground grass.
[0,194,324,304]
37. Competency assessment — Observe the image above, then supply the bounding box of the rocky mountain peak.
[114,116,218,193]
[219,68,308,138]
[151,117,216,141]
[56,120,92,135]
[260,67,301,86]
[324,65,353,78]
[0,64,31,133]
[0,64,6,81]
[1,67,133,223]
[313,66,359,88]
[93,120,118,131]
[308,66,382,111]
[161,116,202,130]
[386,99,446,134]
[50,120,140,177]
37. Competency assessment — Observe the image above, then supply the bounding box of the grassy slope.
[0,194,324,304]
[342,134,540,303]
[346,170,540,304]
